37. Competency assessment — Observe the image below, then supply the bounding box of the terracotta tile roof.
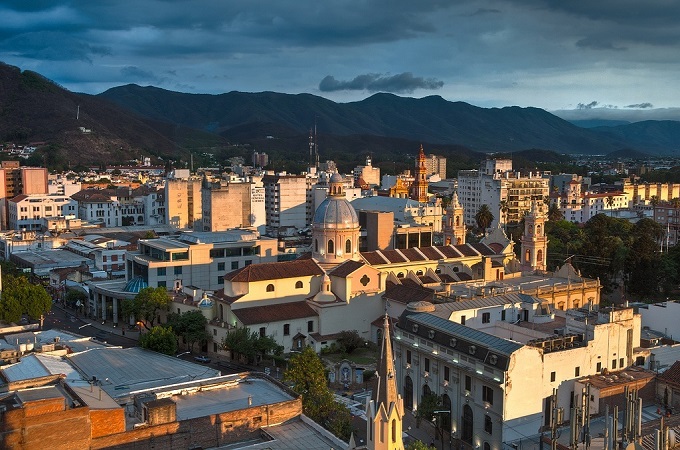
[400,248,426,261]
[470,243,495,256]
[454,244,479,257]
[381,250,407,263]
[232,301,318,325]
[455,272,473,281]
[418,246,445,260]
[400,278,421,288]
[224,259,324,282]
[361,251,389,265]
[419,276,437,284]
[435,245,463,258]
[658,361,680,388]
[383,281,434,305]
[329,260,365,278]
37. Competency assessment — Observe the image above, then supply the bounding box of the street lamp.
[433,410,451,450]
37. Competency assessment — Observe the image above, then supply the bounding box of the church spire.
[374,314,398,409]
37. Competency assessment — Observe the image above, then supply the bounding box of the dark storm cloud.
[625,103,654,109]
[120,66,159,82]
[0,31,111,62]
[577,101,599,109]
[319,73,444,93]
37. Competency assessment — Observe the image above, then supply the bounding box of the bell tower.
[520,200,548,271]
[444,192,466,245]
[409,145,429,203]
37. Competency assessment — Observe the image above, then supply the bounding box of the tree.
[336,330,365,354]
[221,326,282,363]
[140,326,178,355]
[499,200,509,229]
[283,346,353,441]
[0,274,51,323]
[121,287,171,330]
[65,288,87,309]
[168,310,210,352]
[547,202,563,222]
[625,218,664,297]
[475,204,494,233]
[415,392,440,426]
[406,441,436,450]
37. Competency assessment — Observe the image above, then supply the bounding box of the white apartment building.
[71,187,165,227]
[7,194,78,230]
[47,176,82,197]
[394,299,640,448]
[552,180,631,223]
[262,174,309,236]
[165,176,203,229]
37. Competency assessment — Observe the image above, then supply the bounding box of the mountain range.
[2,62,680,169]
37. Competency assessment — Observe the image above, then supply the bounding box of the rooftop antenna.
[308,127,314,169]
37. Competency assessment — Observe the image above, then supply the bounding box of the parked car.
[194,355,211,363]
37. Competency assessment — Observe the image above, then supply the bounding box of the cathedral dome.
[312,197,359,230]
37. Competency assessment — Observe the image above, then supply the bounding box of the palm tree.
[548,202,563,222]
[475,204,494,233]
[606,195,614,217]
[499,200,509,229]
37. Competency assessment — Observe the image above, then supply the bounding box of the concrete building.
[262,174,308,236]
[201,178,253,231]
[654,201,680,247]
[0,161,48,229]
[551,180,631,223]
[425,153,447,180]
[354,156,381,187]
[164,176,203,229]
[6,194,78,230]
[71,187,165,228]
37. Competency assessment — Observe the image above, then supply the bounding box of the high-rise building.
[165,176,203,229]
[354,156,381,187]
[262,174,308,236]
[201,178,253,231]
[0,161,48,229]
[425,154,447,179]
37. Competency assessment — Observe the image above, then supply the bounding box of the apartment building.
[7,194,78,230]
[262,174,309,236]
[165,176,203,229]
[0,161,48,229]
[201,179,252,231]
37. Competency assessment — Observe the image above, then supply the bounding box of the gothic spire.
[374,314,398,409]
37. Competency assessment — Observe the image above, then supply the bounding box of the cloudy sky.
[2,0,680,118]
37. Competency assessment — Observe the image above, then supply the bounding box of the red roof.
[329,260,366,278]
[233,301,318,325]
[224,259,324,282]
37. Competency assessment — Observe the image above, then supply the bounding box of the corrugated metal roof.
[409,313,523,356]
[432,293,543,314]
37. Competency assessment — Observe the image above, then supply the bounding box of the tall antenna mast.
[314,116,319,169]
[308,127,314,169]
[77,105,80,120]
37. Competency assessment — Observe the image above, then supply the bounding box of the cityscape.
[3,1,680,450]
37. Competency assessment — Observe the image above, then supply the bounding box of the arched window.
[455,216,460,226]
[314,239,318,252]
[524,249,531,263]
[416,270,423,276]
[327,239,334,255]
[484,443,491,450]
[345,239,351,254]
[404,376,413,410]
[462,404,474,444]
[266,284,274,292]
[295,281,303,289]
[423,384,432,397]
[392,419,397,443]
[456,237,462,245]
[397,272,404,278]
[537,224,542,235]
[484,415,493,434]
[537,249,543,264]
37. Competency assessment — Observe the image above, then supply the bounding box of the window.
[482,386,494,405]
[465,375,471,393]
[501,310,506,321]
[550,372,556,382]
[620,358,624,368]
[484,415,493,434]
[295,280,303,289]
[461,315,466,325]
[231,261,239,270]
[444,366,450,382]
[327,239,334,255]
[482,312,490,324]
[266,284,275,292]
[218,262,225,271]
[174,266,183,275]
[157,281,166,288]
[217,275,223,284]
[424,358,430,372]
[213,329,217,336]
[406,350,412,365]
[612,359,617,369]
[284,324,290,336]
[308,320,314,332]
[346,239,351,254]
[259,327,266,337]
[575,366,580,377]
[596,362,602,372]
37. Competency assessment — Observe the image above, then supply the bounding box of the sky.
[2,0,680,120]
